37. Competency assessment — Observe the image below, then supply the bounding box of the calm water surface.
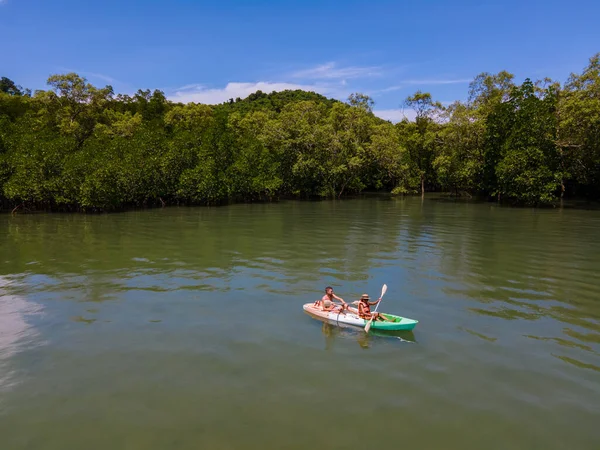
[1,197,599,449]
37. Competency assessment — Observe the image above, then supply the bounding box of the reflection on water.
[70,315,97,325]
[1,197,600,449]
[0,275,43,392]
[458,326,497,343]
[554,354,600,373]
[314,316,417,350]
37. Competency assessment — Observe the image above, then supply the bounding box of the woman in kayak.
[316,286,347,312]
[357,294,392,321]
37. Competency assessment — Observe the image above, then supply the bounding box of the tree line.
[0,53,598,212]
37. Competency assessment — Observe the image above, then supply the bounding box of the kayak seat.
[382,314,400,322]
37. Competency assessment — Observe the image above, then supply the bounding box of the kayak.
[302,303,418,331]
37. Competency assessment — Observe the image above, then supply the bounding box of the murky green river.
[1,196,599,449]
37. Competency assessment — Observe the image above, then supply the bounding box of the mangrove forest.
[0,53,599,212]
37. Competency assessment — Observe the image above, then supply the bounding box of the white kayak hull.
[302,303,418,331]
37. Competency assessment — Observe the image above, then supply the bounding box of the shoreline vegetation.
[1,53,599,213]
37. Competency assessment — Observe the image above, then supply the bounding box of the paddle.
[365,283,387,333]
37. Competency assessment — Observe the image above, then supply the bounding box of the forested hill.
[1,53,599,213]
[213,89,341,114]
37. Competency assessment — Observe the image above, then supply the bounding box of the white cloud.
[292,62,381,80]
[168,81,335,104]
[377,78,471,93]
[175,83,204,91]
[55,67,123,85]
[373,108,417,123]
[80,71,118,84]
[374,108,451,124]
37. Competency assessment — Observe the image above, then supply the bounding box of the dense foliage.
[1,53,599,212]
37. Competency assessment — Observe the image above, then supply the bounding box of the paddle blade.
[365,317,373,333]
[381,283,387,298]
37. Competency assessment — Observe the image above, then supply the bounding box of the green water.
[1,197,599,449]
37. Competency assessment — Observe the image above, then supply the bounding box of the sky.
[1,0,599,121]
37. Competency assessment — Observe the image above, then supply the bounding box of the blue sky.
[1,0,599,121]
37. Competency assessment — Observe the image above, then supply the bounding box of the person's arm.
[333,293,346,304]
[368,298,380,306]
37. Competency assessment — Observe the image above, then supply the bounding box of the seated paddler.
[315,286,347,311]
[357,293,392,321]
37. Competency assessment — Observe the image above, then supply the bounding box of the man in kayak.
[316,286,347,312]
[357,294,392,321]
